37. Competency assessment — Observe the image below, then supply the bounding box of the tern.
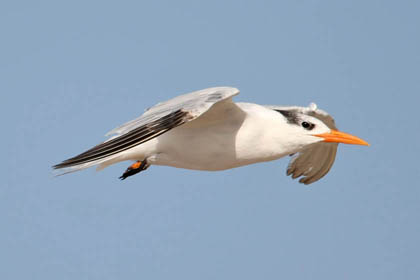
[53,87,369,184]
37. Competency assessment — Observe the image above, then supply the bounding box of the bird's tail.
[52,154,122,176]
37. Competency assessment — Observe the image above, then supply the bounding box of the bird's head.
[275,108,369,151]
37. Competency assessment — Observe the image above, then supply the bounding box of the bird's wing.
[105,87,239,137]
[53,87,239,170]
[266,103,338,185]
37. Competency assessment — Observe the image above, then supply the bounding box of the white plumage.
[54,87,368,184]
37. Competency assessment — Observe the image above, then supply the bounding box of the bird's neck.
[234,103,304,163]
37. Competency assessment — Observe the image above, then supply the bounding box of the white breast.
[148,102,289,170]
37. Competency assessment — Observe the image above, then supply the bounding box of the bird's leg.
[119,160,149,180]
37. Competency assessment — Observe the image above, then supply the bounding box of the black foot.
[119,160,149,180]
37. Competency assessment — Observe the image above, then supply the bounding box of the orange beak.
[315,130,369,146]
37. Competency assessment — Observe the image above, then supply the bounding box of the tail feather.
[53,154,121,176]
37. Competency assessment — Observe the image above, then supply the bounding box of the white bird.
[53,87,369,184]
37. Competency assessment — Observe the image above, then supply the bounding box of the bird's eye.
[301,121,314,130]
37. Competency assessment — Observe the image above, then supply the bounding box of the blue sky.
[1,0,420,279]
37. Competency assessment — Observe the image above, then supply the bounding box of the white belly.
[151,121,240,170]
[145,103,288,170]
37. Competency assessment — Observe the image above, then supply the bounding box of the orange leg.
[119,160,149,180]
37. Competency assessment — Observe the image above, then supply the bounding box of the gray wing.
[53,87,239,170]
[267,103,338,185]
[105,86,239,137]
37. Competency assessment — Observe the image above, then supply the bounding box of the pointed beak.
[314,130,369,146]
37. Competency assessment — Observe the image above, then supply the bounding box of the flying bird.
[53,87,369,184]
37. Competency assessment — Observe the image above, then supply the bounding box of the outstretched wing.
[53,87,239,171]
[266,103,338,185]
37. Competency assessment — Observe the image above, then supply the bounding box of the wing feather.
[53,87,239,170]
[106,87,239,137]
